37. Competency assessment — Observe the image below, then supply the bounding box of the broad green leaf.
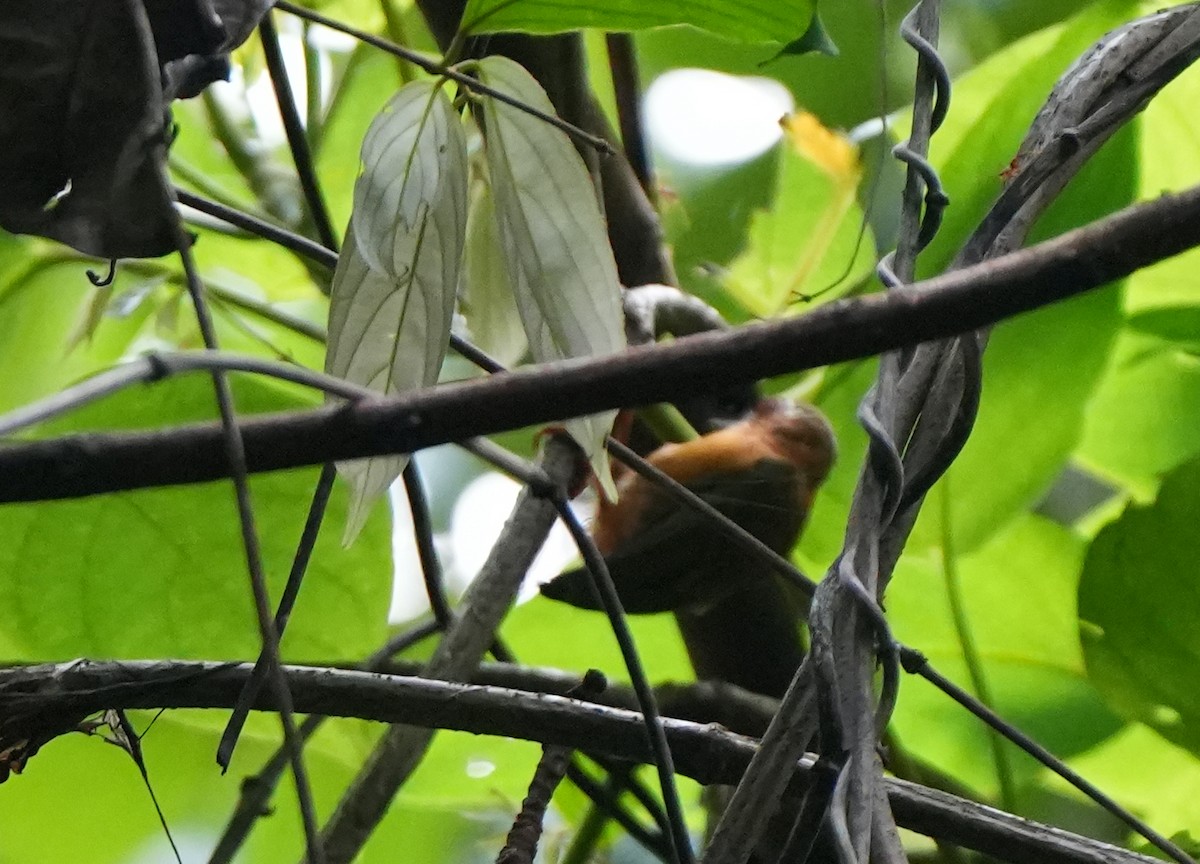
[1078,332,1200,487]
[1080,458,1200,757]
[0,260,151,414]
[474,56,625,496]
[400,731,543,807]
[798,3,1136,566]
[723,111,873,317]
[887,514,1121,796]
[460,175,528,366]
[459,0,819,46]
[774,11,838,57]
[1059,724,1200,841]
[0,374,392,661]
[1073,16,1200,487]
[327,80,468,540]
[504,596,693,685]
[915,0,1139,277]
[1122,44,1200,319]
[0,713,487,864]
[898,0,1137,553]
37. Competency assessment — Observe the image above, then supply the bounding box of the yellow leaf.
[782,111,861,185]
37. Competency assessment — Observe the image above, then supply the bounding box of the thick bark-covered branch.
[0,660,1161,864]
[3,183,1200,503]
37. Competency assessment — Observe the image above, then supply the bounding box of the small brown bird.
[542,398,835,696]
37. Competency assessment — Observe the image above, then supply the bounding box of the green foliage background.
[3,0,1200,860]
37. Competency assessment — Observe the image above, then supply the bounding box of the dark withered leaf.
[0,0,275,259]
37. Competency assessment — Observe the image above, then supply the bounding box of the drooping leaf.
[459,0,820,46]
[0,0,175,258]
[1080,458,1200,758]
[349,80,467,279]
[460,175,528,366]
[327,80,468,540]
[474,56,625,495]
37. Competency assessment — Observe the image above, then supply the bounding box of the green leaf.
[1122,39,1200,320]
[459,0,819,45]
[798,3,1138,566]
[915,0,1139,278]
[1059,724,1200,842]
[888,514,1122,795]
[0,375,392,661]
[0,713,488,864]
[327,80,468,540]
[0,260,150,414]
[401,730,543,807]
[1080,458,1200,757]
[1078,332,1200,486]
[1075,21,1200,487]
[899,0,1137,552]
[460,174,528,366]
[474,56,625,496]
[503,596,693,685]
[771,10,839,58]
[722,113,874,317]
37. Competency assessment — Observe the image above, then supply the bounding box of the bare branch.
[0,659,1166,864]
[4,182,1200,503]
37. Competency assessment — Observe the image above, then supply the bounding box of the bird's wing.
[541,459,803,614]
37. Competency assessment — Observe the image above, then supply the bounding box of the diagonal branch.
[4,182,1200,503]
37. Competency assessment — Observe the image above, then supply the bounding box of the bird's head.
[753,398,837,487]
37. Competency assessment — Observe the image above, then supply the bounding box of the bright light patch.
[448,472,585,602]
[466,757,497,779]
[388,479,429,623]
[644,69,794,167]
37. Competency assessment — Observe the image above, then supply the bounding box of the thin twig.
[496,671,608,864]
[207,620,440,863]
[216,464,338,768]
[604,33,655,202]
[314,438,579,863]
[899,648,1197,864]
[402,459,670,860]
[552,493,694,864]
[153,149,325,861]
[259,11,339,250]
[937,480,1015,808]
[176,187,337,273]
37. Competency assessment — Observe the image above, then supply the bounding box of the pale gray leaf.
[475,56,625,495]
[327,81,468,541]
[460,176,528,366]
